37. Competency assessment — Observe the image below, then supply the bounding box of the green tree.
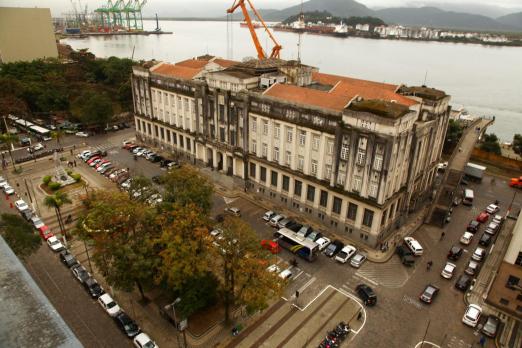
[211,216,283,322]
[513,134,522,156]
[175,272,219,319]
[443,119,463,153]
[0,133,19,170]
[0,214,41,259]
[51,129,65,148]
[128,175,157,202]
[77,191,160,300]
[43,191,72,241]
[480,133,501,155]
[163,166,213,214]
[72,91,113,128]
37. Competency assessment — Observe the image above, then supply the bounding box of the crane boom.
[227,0,282,60]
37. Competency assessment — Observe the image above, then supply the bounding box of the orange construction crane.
[227,0,282,59]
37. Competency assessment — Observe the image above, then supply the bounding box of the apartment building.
[132,55,450,248]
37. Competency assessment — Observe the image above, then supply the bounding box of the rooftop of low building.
[399,85,447,101]
[347,99,412,119]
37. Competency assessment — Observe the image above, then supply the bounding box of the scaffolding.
[94,0,147,32]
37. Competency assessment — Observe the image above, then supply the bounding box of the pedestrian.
[479,335,486,347]
[70,149,73,155]
[427,261,433,270]
[440,232,445,240]
[73,160,77,167]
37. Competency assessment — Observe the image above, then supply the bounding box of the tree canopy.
[480,133,501,155]
[72,91,113,127]
[162,166,214,214]
[513,134,522,156]
[0,214,41,259]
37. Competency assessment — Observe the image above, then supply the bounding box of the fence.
[471,148,522,172]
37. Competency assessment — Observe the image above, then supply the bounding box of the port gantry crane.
[226,0,282,60]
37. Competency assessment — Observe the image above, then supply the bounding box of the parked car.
[335,245,357,264]
[471,247,486,262]
[89,158,103,168]
[479,233,493,247]
[277,217,294,229]
[98,293,121,317]
[481,315,500,338]
[224,207,241,217]
[315,237,331,251]
[404,236,423,256]
[467,220,480,233]
[492,214,503,225]
[476,212,489,223]
[324,240,344,257]
[84,278,104,298]
[114,312,141,338]
[465,260,480,276]
[269,214,285,227]
[460,232,474,245]
[262,211,276,222]
[75,131,89,137]
[305,230,322,242]
[71,264,91,284]
[38,225,54,240]
[296,225,313,238]
[3,185,15,195]
[287,222,303,233]
[261,239,280,254]
[419,284,439,304]
[396,245,415,266]
[21,209,33,221]
[59,250,79,268]
[455,274,472,291]
[133,332,157,348]
[462,304,482,327]
[350,252,367,268]
[356,284,377,306]
[78,150,92,160]
[31,215,45,230]
[278,268,293,280]
[15,199,29,212]
[266,264,281,273]
[486,204,500,215]
[448,246,463,261]
[441,262,457,279]
[487,222,499,233]
[47,236,65,252]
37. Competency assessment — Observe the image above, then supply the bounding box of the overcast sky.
[1,0,521,17]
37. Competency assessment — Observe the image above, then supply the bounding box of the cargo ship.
[240,21,262,29]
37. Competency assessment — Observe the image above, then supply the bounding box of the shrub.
[60,156,67,161]
[71,173,81,182]
[42,175,52,185]
[48,182,61,191]
[66,169,73,175]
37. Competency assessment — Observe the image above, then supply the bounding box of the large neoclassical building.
[131,55,450,248]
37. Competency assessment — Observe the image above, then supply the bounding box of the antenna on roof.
[423,70,428,86]
[297,0,304,63]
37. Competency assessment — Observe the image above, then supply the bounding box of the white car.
[486,204,499,215]
[0,177,8,189]
[350,252,367,268]
[98,293,121,317]
[46,236,64,252]
[3,185,15,195]
[78,150,92,160]
[460,232,474,245]
[472,247,486,262]
[278,268,293,280]
[269,214,286,227]
[96,162,112,172]
[404,236,423,256]
[441,262,456,279]
[462,304,482,327]
[315,237,331,251]
[133,333,158,348]
[335,245,357,263]
[266,264,281,273]
[263,211,276,222]
[75,131,89,137]
[31,216,45,229]
[492,214,503,225]
[15,199,29,212]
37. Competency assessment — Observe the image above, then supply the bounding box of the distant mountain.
[262,0,373,21]
[497,12,522,29]
[376,7,516,32]
[405,2,520,18]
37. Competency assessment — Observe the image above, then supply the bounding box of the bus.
[463,189,474,206]
[29,125,52,141]
[275,227,319,262]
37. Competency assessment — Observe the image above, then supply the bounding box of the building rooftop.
[331,80,418,107]
[313,72,399,92]
[0,236,82,348]
[399,86,447,101]
[264,83,349,112]
[151,62,203,80]
[347,99,411,119]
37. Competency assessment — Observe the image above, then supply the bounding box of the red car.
[86,156,101,165]
[95,160,109,169]
[261,240,280,254]
[39,225,54,240]
[123,143,135,150]
[476,212,489,223]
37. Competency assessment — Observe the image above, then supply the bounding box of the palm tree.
[43,191,72,242]
[0,133,18,170]
[51,129,65,149]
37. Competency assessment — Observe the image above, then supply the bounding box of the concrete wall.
[471,148,522,172]
[0,7,58,63]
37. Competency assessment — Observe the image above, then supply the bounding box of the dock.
[62,30,172,38]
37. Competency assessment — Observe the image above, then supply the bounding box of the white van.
[463,189,474,206]
[404,237,423,256]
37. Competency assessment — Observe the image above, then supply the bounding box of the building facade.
[131,55,450,248]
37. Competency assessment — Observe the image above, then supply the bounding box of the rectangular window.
[363,209,374,228]
[327,140,334,155]
[381,210,387,226]
[172,132,177,145]
[262,143,268,157]
[353,176,362,191]
[219,104,225,122]
[332,197,342,214]
[263,120,268,135]
[219,127,225,142]
[187,139,191,151]
[286,127,293,143]
[286,151,292,166]
[356,149,366,166]
[179,135,184,148]
[369,182,379,198]
[271,171,278,187]
[273,147,279,162]
[312,135,320,151]
[374,155,383,171]
[274,124,280,139]
[311,160,318,176]
[347,203,358,221]
[251,117,257,132]
[306,185,315,202]
[298,156,304,171]
[260,166,267,182]
[337,173,345,186]
[320,190,328,207]
[160,127,165,140]
[249,163,256,178]
[340,143,350,160]
[299,131,306,146]
[166,130,171,142]
[154,125,159,137]
[251,140,257,153]
[325,165,332,179]
[282,175,290,192]
[294,180,302,197]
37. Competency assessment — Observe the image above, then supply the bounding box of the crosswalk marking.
[355,256,411,288]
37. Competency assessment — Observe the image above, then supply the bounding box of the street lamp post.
[171,297,188,348]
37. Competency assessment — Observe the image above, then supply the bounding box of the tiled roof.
[264,84,349,112]
[313,72,398,92]
[151,63,202,80]
[175,59,209,69]
[213,58,239,68]
[331,81,418,107]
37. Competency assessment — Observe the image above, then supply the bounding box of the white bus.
[29,125,52,141]
[463,189,474,206]
[274,227,319,262]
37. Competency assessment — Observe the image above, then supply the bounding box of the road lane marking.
[292,270,304,280]
[353,273,379,286]
[414,341,441,348]
[297,277,316,293]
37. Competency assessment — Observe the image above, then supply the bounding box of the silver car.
[350,252,367,268]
